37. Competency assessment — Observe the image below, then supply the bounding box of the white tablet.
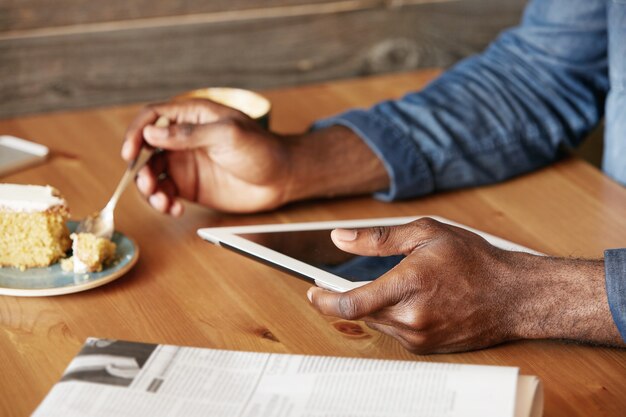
[197,216,540,293]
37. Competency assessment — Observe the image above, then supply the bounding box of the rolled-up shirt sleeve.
[605,249,626,342]
[314,0,608,201]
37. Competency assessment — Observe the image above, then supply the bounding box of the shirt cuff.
[604,248,626,342]
[312,109,434,201]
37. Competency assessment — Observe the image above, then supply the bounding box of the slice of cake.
[0,184,71,270]
[62,233,117,273]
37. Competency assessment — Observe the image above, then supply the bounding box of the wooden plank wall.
[0,0,527,117]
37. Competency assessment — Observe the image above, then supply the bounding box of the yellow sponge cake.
[0,184,71,270]
[62,233,117,273]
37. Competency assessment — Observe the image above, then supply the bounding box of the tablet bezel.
[197,216,540,292]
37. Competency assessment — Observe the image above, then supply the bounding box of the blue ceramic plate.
[0,221,138,297]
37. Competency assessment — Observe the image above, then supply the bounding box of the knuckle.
[414,217,440,231]
[370,226,390,247]
[337,294,361,320]
[176,123,194,139]
[398,310,426,330]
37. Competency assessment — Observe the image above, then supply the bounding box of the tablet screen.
[237,229,404,282]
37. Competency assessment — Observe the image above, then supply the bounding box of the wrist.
[506,254,622,345]
[282,126,389,203]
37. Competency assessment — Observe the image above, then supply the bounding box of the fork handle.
[104,116,169,212]
[105,147,155,212]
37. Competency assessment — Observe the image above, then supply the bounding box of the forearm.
[314,0,608,200]
[507,253,624,346]
[284,126,389,202]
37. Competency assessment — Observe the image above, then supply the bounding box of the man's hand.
[122,99,295,214]
[121,99,388,215]
[307,218,624,354]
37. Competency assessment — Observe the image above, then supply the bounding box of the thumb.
[307,279,399,320]
[330,217,442,256]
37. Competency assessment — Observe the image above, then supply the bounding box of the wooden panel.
[0,0,526,118]
[0,0,344,31]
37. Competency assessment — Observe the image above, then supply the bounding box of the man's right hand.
[122,99,389,216]
[122,99,297,215]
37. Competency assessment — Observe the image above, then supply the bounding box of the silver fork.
[76,116,169,239]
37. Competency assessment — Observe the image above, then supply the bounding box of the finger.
[148,191,170,214]
[148,178,178,214]
[164,151,199,202]
[159,176,178,198]
[122,99,245,161]
[365,321,428,353]
[148,150,168,177]
[307,279,402,320]
[134,141,167,197]
[347,258,431,330]
[169,199,184,217]
[122,107,160,161]
[364,321,413,348]
[136,166,158,197]
[142,119,239,151]
[330,217,445,256]
[359,309,402,328]
[151,99,245,124]
[365,321,404,340]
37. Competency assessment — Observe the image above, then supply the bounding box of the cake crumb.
[70,233,116,273]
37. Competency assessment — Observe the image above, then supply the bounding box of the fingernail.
[307,288,314,303]
[170,200,184,217]
[333,229,357,241]
[137,175,148,191]
[121,142,131,159]
[144,125,168,141]
[149,193,163,209]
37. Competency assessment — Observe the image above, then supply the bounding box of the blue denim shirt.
[316,0,626,341]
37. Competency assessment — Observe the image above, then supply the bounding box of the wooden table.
[1,69,626,417]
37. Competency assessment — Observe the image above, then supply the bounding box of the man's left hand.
[307,218,622,354]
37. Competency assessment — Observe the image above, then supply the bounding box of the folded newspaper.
[33,338,543,417]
